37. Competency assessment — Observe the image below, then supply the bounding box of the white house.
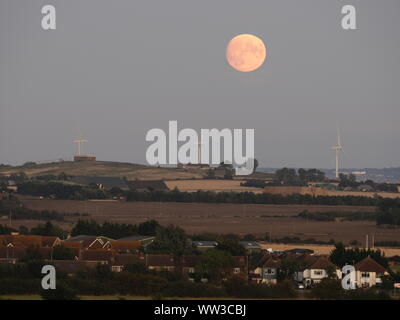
[354,256,387,288]
[298,256,341,287]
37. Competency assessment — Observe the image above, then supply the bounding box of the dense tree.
[17,181,107,200]
[278,258,302,280]
[31,222,67,238]
[52,245,75,260]
[298,168,325,182]
[147,225,188,255]
[41,281,78,300]
[0,224,17,235]
[71,219,161,239]
[274,168,300,185]
[253,159,259,172]
[329,242,387,268]
[21,246,43,262]
[216,239,246,256]
[126,189,381,206]
[224,168,234,180]
[137,220,160,236]
[309,279,344,299]
[338,173,358,188]
[195,249,234,284]
[205,168,216,179]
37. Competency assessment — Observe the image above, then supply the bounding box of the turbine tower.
[74,137,88,156]
[331,129,343,179]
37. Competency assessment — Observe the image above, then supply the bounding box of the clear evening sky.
[0,0,399,168]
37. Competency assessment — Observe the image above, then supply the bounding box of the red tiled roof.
[109,241,141,252]
[0,246,27,259]
[114,254,145,266]
[310,256,337,270]
[297,254,318,268]
[261,257,281,269]
[0,235,59,247]
[41,237,60,247]
[81,249,115,263]
[355,257,386,273]
[0,245,52,259]
[147,254,175,267]
[62,241,83,249]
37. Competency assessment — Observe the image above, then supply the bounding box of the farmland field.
[258,242,400,257]
[165,179,263,193]
[13,197,400,245]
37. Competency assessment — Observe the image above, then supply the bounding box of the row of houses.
[250,252,388,289]
[0,234,142,265]
[0,234,391,288]
[0,234,246,278]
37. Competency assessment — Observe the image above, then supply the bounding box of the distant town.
[1,157,400,299]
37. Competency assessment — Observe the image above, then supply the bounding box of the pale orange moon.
[226,34,266,72]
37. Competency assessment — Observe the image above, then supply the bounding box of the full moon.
[226,34,266,72]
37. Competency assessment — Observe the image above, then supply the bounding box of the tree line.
[126,189,381,206]
[0,199,86,221]
[17,181,107,200]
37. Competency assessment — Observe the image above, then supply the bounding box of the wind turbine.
[74,136,88,156]
[331,129,343,179]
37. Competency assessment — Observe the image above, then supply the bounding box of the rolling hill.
[0,161,205,180]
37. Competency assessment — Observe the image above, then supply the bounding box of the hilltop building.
[73,137,96,162]
[74,155,96,162]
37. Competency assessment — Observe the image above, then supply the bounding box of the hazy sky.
[1,0,399,168]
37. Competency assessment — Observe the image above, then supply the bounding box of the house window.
[361,272,370,278]
[314,270,323,275]
[188,267,195,274]
[265,268,274,275]
[234,268,241,274]
[111,266,123,272]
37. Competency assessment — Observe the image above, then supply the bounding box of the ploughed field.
[15,198,400,244]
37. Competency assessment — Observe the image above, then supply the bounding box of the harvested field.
[165,180,263,193]
[258,242,400,257]
[13,197,400,245]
